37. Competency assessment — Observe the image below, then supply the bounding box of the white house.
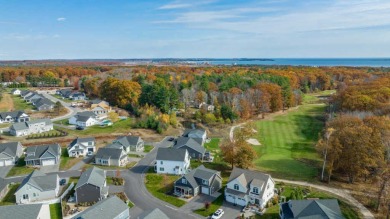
[225,167,275,208]
[155,148,190,175]
[10,88,21,95]
[0,110,30,123]
[69,111,99,128]
[0,142,23,167]
[9,119,53,137]
[15,170,60,204]
[68,137,96,157]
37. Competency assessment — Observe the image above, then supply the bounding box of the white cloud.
[158,0,216,10]
[57,17,66,22]
[159,3,192,10]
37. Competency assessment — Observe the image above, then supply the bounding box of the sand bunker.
[246,138,261,146]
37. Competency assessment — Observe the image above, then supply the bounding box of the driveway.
[180,193,221,213]
[39,164,59,173]
[68,156,93,171]
[0,166,12,178]
[220,201,243,219]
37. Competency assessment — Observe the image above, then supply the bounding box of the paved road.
[0,166,12,178]
[41,93,80,121]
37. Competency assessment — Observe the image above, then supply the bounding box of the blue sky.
[1,0,390,59]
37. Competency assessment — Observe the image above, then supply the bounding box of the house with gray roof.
[24,92,43,103]
[94,147,128,167]
[174,165,222,197]
[68,137,96,157]
[182,128,207,144]
[72,195,129,219]
[15,170,60,204]
[279,199,344,219]
[0,110,30,123]
[21,90,33,97]
[138,208,170,219]
[25,143,61,166]
[0,203,51,219]
[174,137,206,160]
[112,135,144,153]
[69,111,99,128]
[9,118,53,137]
[71,92,86,101]
[10,88,21,95]
[0,141,23,167]
[155,148,190,175]
[75,167,108,203]
[32,97,55,111]
[225,167,275,208]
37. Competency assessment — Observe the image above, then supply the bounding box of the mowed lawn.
[254,96,326,180]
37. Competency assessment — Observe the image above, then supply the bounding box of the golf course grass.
[254,92,328,181]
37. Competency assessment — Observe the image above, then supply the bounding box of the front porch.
[174,185,193,198]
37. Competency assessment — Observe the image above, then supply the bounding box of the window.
[33,193,36,197]
[182,178,187,184]
[202,179,208,185]
[253,187,259,194]
[159,167,164,171]
[160,161,163,165]
[23,194,29,199]
[88,142,92,145]
[234,184,239,190]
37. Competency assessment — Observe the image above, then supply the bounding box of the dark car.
[59,179,66,186]
[76,125,85,130]
[167,137,175,141]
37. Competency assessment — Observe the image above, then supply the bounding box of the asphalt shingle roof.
[25,143,60,161]
[75,167,106,190]
[139,208,170,219]
[156,148,188,162]
[95,147,124,160]
[69,137,95,148]
[0,110,26,120]
[72,195,128,219]
[228,167,272,197]
[10,122,29,131]
[17,170,57,192]
[0,142,20,158]
[174,137,205,154]
[280,199,344,219]
[0,204,46,219]
[115,136,142,147]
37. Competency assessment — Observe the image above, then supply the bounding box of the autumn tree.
[100,77,141,109]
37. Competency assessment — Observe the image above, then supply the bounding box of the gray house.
[0,203,51,219]
[0,110,30,123]
[174,165,222,197]
[95,147,127,167]
[0,142,23,166]
[112,136,144,153]
[10,88,21,95]
[15,170,59,204]
[138,208,170,219]
[33,98,55,111]
[25,143,61,166]
[75,167,108,203]
[71,92,86,100]
[279,199,344,219]
[72,195,129,219]
[24,92,43,103]
[182,129,207,144]
[173,137,206,160]
[68,137,96,157]
[9,118,54,137]
[21,90,33,97]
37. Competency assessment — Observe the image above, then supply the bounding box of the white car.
[211,209,224,219]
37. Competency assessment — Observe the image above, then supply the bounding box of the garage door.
[5,159,13,166]
[42,159,55,166]
[201,187,210,195]
[0,160,4,167]
[226,194,246,206]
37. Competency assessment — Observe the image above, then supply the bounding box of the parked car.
[59,179,66,186]
[211,209,224,219]
[76,125,85,130]
[167,137,175,141]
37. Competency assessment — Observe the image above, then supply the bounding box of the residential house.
[20,90,33,98]
[0,141,23,166]
[71,195,129,219]
[71,92,86,101]
[9,118,53,137]
[75,167,108,203]
[112,136,144,153]
[56,88,73,98]
[68,137,96,157]
[155,148,190,175]
[91,106,108,116]
[174,165,222,197]
[11,88,21,95]
[32,98,55,111]
[69,111,99,128]
[0,203,51,219]
[173,137,206,160]
[138,208,170,219]
[225,167,275,208]
[0,178,9,200]
[182,128,207,145]
[0,110,30,123]
[24,92,43,103]
[25,143,61,166]
[279,199,344,219]
[94,147,128,167]
[15,170,60,204]
[90,99,111,111]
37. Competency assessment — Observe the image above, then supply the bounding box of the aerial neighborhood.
[0,63,388,219]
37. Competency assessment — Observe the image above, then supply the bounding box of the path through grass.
[254,93,327,180]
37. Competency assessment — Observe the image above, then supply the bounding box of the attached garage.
[226,194,247,206]
[0,159,13,167]
[41,159,56,166]
[201,187,210,195]
[0,160,4,167]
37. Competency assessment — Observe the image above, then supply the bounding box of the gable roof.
[139,208,170,219]
[114,136,142,147]
[183,129,206,138]
[75,111,97,118]
[75,167,106,190]
[0,110,27,120]
[0,142,21,158]
[90,99,109,105]
[27,118,53,126]
[25,143,60,161]
[228,167,272,197]
[174,137,205,154]
[95,147,124,160]
[77,115,94,122]
[0,204,47,219]
[10,122,29,131]
[156,148,188,162]
[34,98,54,108]
[17,170,58,192]
[72,195,128,219]
[69,137,96,148]
[176,165,219,189]
[281,199,344,219]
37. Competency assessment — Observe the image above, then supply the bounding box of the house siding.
[156,160,190,175]
[179,146,203,159]
[15,178,59,204]
[76,184,102,203]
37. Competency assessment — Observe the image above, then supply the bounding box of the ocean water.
[190,58,390,67]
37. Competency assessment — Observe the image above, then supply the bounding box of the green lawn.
[54,118,70,125]
[6,157,34,177]
[204,138,220,151]
[52,94,73,103]
[50,203,62,219]
[11,95,34,111]
[144,145,154,153]
[0,184,19,206]
[83,162,134,170]
[254,93,326,181]
[57,118,132,136]
[144,172,186,207]
[194,191,224,217]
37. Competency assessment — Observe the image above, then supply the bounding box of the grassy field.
[57,118,132,136]
[145,171,186,207]
[0,184,19,206]
[144,145,154,153]
[11,95,34,111]
[49,203,62,219]
[52,94,73,103]
[0,93,14,111]
[6,157,34,177]
[254,92,328,180]
[60,156,82,170]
